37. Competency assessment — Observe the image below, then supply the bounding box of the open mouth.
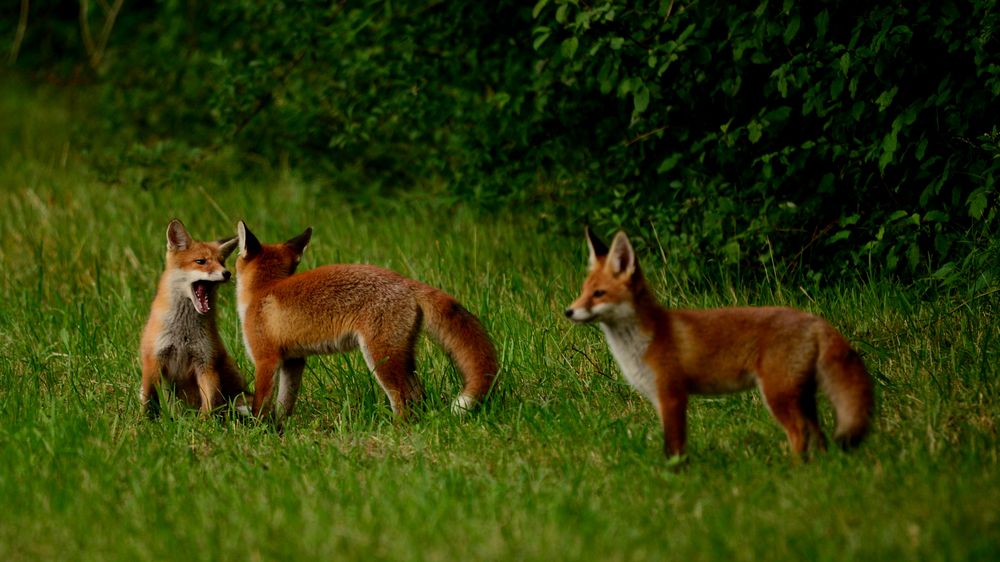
[191,281,215,314]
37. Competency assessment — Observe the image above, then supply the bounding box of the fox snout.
[564,303,595,323]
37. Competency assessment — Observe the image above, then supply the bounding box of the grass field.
[1,85,998,561]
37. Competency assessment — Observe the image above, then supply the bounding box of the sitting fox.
[139,220,248,417]
[565,228,873,459]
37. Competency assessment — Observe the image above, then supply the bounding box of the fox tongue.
[193,282,211,314]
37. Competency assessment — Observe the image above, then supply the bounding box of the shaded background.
[3,0,998,285]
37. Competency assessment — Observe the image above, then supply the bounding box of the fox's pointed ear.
[166,219,191,251]
[237,221,261,259]
[217,236,238,260]
[607,231,637,278]
[585,226,609,271]
[285,227,312,255]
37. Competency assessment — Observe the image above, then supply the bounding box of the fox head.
[163,219,238,315]
[565,228,641,324]
[235,221,313,289]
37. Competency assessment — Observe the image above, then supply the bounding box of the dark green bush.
[5,0,998,285]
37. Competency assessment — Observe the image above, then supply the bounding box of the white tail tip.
[451,394,478,415]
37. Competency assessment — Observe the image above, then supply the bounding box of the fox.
[139,219,248,417]
[233,221,498,423]
[565,228,874,459]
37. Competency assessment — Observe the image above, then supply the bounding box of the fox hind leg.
[759,374,811,458]
[799,378,827,453]
[275,358,306,424]
[359,336,422,418]
[218,357,251,416]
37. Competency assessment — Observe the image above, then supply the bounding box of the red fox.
[233,221,498,423]
[565,228,873,459]
[139,220,248,417]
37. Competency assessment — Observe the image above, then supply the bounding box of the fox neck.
[594,272,661,405]
[235,266,286,324]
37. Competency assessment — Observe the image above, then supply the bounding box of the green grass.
[1,84,998,562]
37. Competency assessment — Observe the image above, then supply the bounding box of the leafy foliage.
[5,0,999,284]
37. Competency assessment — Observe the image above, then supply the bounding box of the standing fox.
[565,229,873,459]
[234,221,498,423]
[139,220,248,416]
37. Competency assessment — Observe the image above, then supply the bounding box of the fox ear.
[607,231,636,278]
[217,236,238,260]
[585,226,609,271]
[285,227,312,255]
[166,219,191,251]
[237,221,261,259]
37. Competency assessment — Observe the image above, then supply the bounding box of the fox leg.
[799,378,827,453]
[140,354,162,419]
[275,358,306,424]
[196,364,223,415]
[359,336,421,417]
[759,377,810,458]
[658,385,689,458]
[251,357,280,418]
[218,356,251,416]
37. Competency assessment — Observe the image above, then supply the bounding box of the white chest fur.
[600,322,659,409]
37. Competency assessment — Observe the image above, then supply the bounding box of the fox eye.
[593,290,606,298]
[195,259,207,265]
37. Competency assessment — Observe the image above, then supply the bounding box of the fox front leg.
[140,355,163,419]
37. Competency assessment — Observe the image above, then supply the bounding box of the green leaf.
[830,76,844,98]
[532,0,549,19]
[764,106,792,123]
[784,15,801,44]
[907,242,921,271]
[839,52,851,75]
[879,130,898,171]
[827,230,851,244]
[923,210,949,222]
[748,120,763,143]
[851,101,866,121]
[633,85,650,113]
[657,153,682,174]
[561,37,579,59]
[968,189,989,219]
[722,240,741,263]
[815,10,829,39]
[876,87,898,112]
[532,32,550,50]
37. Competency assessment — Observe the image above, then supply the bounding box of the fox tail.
[410,281,499,413]
[816,325,874,449]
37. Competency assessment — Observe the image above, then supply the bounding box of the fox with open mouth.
[139,219,248,417]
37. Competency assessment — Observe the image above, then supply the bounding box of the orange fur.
[235,222,498,423]
[565,229,873,459]
[139,220,247,417]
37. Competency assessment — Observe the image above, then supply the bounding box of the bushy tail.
[410,281,498,413]
[817,325,874,449]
